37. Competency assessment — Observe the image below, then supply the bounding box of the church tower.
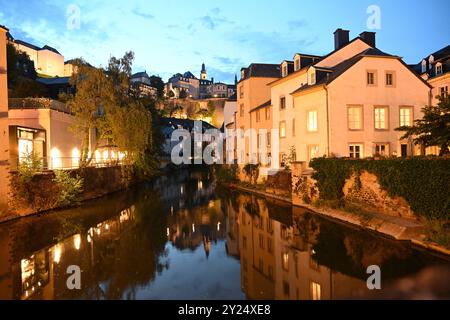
[200,63,207,80]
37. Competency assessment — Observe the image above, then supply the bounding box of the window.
[421,60,427,73]
[255,110,260,122]
[307,110,318,132]
[282,65,287,77]
[279,121,286,138]
[436,63,443,75]
[240,104,244,117]
[349,144,363,158]
[367,71,376,85]
[399,107,413,127]
[347,105,363,130]
[267,238,273,253]
[374,106,389,129]
[310,72,316,85]
[282,252,289,271]
[295,59,300,71]
[267,132,271,147]
[280,96,286,110]
[386,72,395,86]
[265,107,270,120]
[310,281,321,300]
[239,86,244,98]
[283,281,290,297]
[308,145,319,161]
[375,143,389,156]
[292,118,296,136]
[242,236,247,249]
[440,86,448,97]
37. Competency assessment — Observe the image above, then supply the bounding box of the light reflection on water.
[0,168,449,300]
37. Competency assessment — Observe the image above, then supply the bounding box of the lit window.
[282,65,287,77]
[279,121,286,138]
[310,72,316,84]
[282,252,289,271]
[436,63,443,75]
[349,144,363,158]
[308,145,319,161]
[310,281,321,300]
[307,110,318,132]
[374,106,388,129]
[240,104,244,117]
[348,106,363,130]
[295,59,300,71]
[399,107,412,127]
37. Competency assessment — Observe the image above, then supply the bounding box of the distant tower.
[234,74,238,85]
[200,63,207,80]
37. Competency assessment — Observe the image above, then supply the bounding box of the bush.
[310,157,450,220]
[243,163,260,184]
[53,170,84,207]
[215,164,239,183]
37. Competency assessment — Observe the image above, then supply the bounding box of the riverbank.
[229,183,450,257]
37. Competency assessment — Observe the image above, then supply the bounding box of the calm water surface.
[0,168,449,300]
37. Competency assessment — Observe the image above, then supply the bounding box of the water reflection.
[0,168,449,300]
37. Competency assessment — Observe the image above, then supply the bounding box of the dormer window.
[421,60,427,73]
[294,58,300,71]
[241,70,245,79]
[436,63,443,75]
[282,64,288,77]
[310,72,316,85]
[429,55,434,70]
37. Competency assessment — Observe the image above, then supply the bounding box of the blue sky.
[0,0,449,83]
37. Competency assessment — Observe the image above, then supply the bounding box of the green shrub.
[215,164,239,183]
[310,157,450,220]
[243,163,260,184]
[53,170,84,207]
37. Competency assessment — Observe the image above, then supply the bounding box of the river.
[0,168,449,300]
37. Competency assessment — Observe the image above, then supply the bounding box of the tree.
[10,77,48,98]
[396,95,450,156]
[67,59,115,166]
[179,89,188,99]
[6,43,37,86]
[149,75,165,98]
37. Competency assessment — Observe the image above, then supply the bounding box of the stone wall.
[291,162,319,206]
[343,171,415,219]
[8,166,133,217]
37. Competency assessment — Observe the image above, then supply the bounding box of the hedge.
[310,157,450,220]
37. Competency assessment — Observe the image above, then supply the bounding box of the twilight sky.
[0,0,449,83]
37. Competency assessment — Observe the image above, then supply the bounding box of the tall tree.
[396,95,450,156]
[149,75,165,99]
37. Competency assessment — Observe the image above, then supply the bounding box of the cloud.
[288,19,308,29]
[132,9,155,20]
[199,15,216,30]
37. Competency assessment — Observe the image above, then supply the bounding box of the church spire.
[200,62,207,80]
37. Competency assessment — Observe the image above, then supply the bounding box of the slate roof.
[160,117,217,132]
[240,63,281,81]
[250,100,271,113]
[36,77,71,85]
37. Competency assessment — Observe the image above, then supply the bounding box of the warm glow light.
[87,234,91,243]
[105,224,109,230]
[118,152,125,161]
[71,148,80,168]
[73,234,81,250]
[217,222,221,231]
[111,151,116,160]
[96,228,101,235]
[103,150,109,160]
[192,223,195,233]
[95,150,101,161]
[180,186,184,194]
[198,180,203,190]
[166,228,170,237]
[50,147,61,169]
[53,244,62,263]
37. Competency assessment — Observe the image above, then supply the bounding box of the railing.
[8,98,72,114]
[12,157,124,171]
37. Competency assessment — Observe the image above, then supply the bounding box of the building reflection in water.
[0,168,449,300]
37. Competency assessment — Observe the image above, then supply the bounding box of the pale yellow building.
[269,29,431,169]
[7,32,66,77]
[235,63,280,178]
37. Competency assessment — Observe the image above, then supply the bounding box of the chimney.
[334,28,350,50]
[359,31,376,47]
